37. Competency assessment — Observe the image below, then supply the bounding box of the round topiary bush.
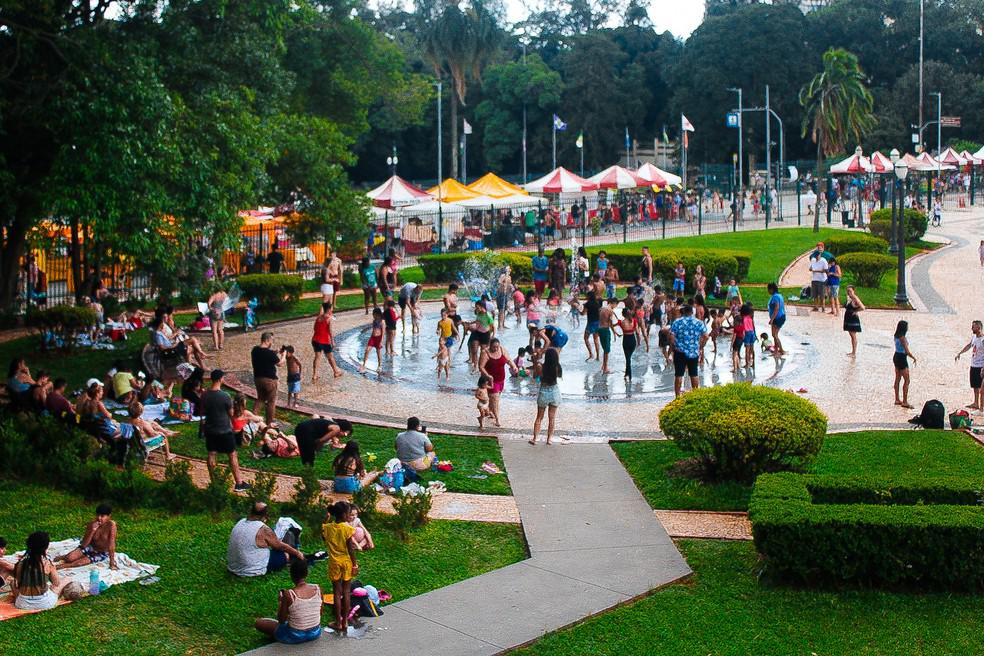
[837,252,896,287]
[658,383,827,481]
[825,233,887,256]
[869,207,928,242]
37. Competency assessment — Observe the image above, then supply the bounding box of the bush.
[750,472,984,590]
[239,470,279,516]
[286,466,329,529]
[236,273,303,311]
[159,460,206,513]
[824,234,887,256]
[352,483,380,525]
[418,251,533,284]
[203,466,234,516]
[837,252,896,288]
[593,247,750,289]
[659,383,827,481]
[30,305,98,351]
[391,488,432,542]
[869,208,928,242]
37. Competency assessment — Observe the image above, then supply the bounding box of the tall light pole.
[931,91,942,173]
[918,0,924,152]
[434,81,443,193]
[521,39,528,184]
[727,87,743,190]
[386,145,398,176]
[894,156,910,306]
[765,85,772,226]
[889,148,900,255]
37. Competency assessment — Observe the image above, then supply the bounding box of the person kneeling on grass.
[322,501,360,634]
[255,558,323,645]
[227,502,305,577]
[54,504,118,570]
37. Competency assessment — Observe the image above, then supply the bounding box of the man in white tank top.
[227,502,304,577]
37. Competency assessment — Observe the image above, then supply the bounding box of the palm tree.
[799,48,875,230]
[420,0,502,180]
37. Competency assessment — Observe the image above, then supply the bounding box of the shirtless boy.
[598,298,616,374]
[55,504,118,570]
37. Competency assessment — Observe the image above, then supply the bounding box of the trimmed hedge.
[837,252,896,287]
[869,208,928,242]
[590,247,751,290]
[658,383,827,481]
[750,472,984,590]
[824,233,887,256]
[418,251,533,283]
[236,273,304,311]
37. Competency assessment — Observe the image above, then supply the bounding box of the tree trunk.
[450,94,459,181]
[0,219,29,310]
[814,141,823,233]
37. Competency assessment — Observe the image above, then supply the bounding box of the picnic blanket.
[0,538,159,621]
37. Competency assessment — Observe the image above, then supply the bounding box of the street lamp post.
[727,87,743,191]
[889,148,900,255]
[386,145,398,177]
[894,157,910,306]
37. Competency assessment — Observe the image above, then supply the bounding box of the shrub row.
[824,233,887,256]
[658,383,827,482]
[418,252,533,284]
[236,273,304,311]
[868,208,929,242]
[592,247,751,290]
[837,252,896,287]
[750,472,984,590]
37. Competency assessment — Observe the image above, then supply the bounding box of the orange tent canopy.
[467,172,527,198]
[427,178,483,202]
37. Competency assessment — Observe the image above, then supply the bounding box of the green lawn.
[514,538,984,656]
[613,430,984,512]
[167,407,511,495]
[0,480,525,656]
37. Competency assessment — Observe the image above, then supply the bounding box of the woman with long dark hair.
[613,297,639,380]
[11,532,69,611]
[893,320,917,409]
[530,348,563,445]
[332,440,380,494]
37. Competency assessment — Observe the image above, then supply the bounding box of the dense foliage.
[869,208,929,242]
[236,273,304,311]
[823,233,887,256]
[659,383,827,481]
[836,252,896,288]
[750,472,984,590]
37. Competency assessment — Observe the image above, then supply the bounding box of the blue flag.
[625,127,631,153]
[553,114,567,131]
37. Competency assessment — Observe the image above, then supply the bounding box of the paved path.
[241,439,691,655]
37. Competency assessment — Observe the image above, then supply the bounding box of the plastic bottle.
[89,569,101,596]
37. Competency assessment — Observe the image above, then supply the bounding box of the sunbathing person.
[54,504,118,570]
[0,536,13,584]
[128,402,177,461]
[253,432,301,459]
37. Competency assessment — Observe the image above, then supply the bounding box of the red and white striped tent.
[829,150,874,174]
[937,147,967,167]
[868,151,894,174]
[635,162,682,188]
[523,167,599,194]
[902,153,937,172]
[366,175,433,209]
[960,150,982,166]
[915,151,956,171]
[587,165,647,189]
[974,145,984,162]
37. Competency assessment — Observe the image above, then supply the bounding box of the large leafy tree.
[799,47,876,172]
[418,0,503,180]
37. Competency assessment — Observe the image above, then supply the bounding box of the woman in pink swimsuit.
[479,338,518,427]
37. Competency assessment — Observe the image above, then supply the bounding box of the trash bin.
[841,210,853,228]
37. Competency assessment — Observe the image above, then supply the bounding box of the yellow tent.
[467,172,528,198]
[426,178,483,202]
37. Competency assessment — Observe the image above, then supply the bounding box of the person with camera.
[252,331,285,426]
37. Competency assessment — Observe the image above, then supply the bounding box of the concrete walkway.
[242,439,691,655]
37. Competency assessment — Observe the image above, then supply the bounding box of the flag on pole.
[662,126,669,143]
[575,131,583,149]
[463,118,472,135]
[681,114,695,132]
[624,127,630,152]
[553,114,567,131]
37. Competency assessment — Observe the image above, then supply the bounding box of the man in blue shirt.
[532,246,549,298]
[767,282,786,356]
[669,304,708,398]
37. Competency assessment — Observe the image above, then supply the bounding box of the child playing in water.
[759,332,774,354]
[347,505,374,551]
[512,288,525,324]
[512,347,529,377]
[568,289,581,328]
[741,303,756,368]
[604,262,619,299]
[525,295,542,350]
[383,300,399,356]
[434,341,450,380]
[546,288,561,308]
[411,302,423,335]
[360,308,384,373]
[285,345,302,408]
[475,375,493,429]
[708,309,724,355]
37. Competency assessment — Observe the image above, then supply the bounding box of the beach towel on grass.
[0,538,159,621]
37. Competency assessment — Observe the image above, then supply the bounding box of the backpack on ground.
[909,399,945,429]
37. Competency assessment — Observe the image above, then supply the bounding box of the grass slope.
[0,480,525,656]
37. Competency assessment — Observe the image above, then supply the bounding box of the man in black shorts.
[294,417,353,466]
[955,320,984,410]
[669,304,708,398]
[202,370,250,491]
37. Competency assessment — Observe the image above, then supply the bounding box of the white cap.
[86,378,104,388]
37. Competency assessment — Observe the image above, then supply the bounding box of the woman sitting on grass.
[332,441,380,494]
[254,559,323,645]
[11,532,70,611]
[128,401,177,461]
[231,393,274,446]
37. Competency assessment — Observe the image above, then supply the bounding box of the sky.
[504,0,706,38]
